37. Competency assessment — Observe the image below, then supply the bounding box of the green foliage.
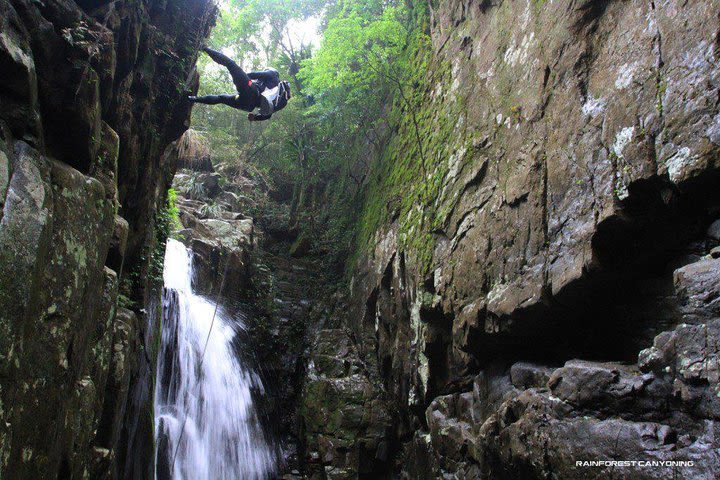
[303,2,435,271]
[210,0,326,62]
[300,1,410,107]
[117,293,136,310]
[176,172,209,200]
[198,202,223,219]
[190,0,433,275]
[149,189,182,286]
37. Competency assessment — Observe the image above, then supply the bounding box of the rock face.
[301,329,392,479]
[0,0,214,478]
[301,1,720,478]
[172,169,255,300]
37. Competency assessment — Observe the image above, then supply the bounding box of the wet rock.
[479,388,715,480]
[344,0,720,435]
[471,369,519,426]
[509,362,554,389]
[172,171,263,312]
[90,122,120,201]
[0,145,118,478]
[639,318,720,419]
[0,145,9,210]
[106,215,129,272]
[707,219,720,241]
[301,329,392,479]
[0,0,38,133]
[673,258,720,322]
[331,1,720,476]
[0,143,52,365]
[402,432,439,480]
[217,201,248,220]
[548,360,659,416]
[196,172,222,198]
[200,218,254,248]
[426,392,477,466]
[178,213,255,299]
[94,308,138,449]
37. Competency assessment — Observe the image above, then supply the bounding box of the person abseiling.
[188,47,291,122]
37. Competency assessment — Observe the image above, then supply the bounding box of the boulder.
[509,362,554,390]
[478,389,714,480]
[548,360,660,416]
[673,258,720,322]
[706,219,720,241]
[196,172,222,198]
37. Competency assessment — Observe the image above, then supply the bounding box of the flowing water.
[154,239,276,479]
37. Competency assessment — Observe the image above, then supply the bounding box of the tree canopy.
[190,0,427,258]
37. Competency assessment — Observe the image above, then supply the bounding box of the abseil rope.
[169,243,233,474]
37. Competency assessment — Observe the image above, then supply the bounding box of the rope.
[168,243,234,475]
[182,0,218,90]
[66,1,221,472]
[164,2,227,472]
[70,0,216,95]
[165,6,224,474]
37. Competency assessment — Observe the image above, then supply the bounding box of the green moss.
[349,36,477,275]
[532,0,547,12]
[147,188,181,286]
[656,72,666,116]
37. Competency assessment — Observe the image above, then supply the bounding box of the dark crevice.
[571,0,610,36]
[56,456,71,480]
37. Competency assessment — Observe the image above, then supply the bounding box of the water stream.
[154,239,276,479]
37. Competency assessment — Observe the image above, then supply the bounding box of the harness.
[277,80,291,103]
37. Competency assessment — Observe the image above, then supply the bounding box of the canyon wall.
[0,0,214,478]
[301,1,720,478]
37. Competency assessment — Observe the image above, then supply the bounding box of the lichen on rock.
[0,0,215,477]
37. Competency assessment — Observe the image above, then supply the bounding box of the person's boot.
[187,96,198,102]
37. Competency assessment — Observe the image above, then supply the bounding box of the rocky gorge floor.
[298,202,720,480]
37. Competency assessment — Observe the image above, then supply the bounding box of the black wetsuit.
[191,48,287,121]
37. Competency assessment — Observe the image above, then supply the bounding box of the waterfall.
[154,239,276,479]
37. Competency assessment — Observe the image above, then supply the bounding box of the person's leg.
[189,94,238,107]
[203,47,252,93]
